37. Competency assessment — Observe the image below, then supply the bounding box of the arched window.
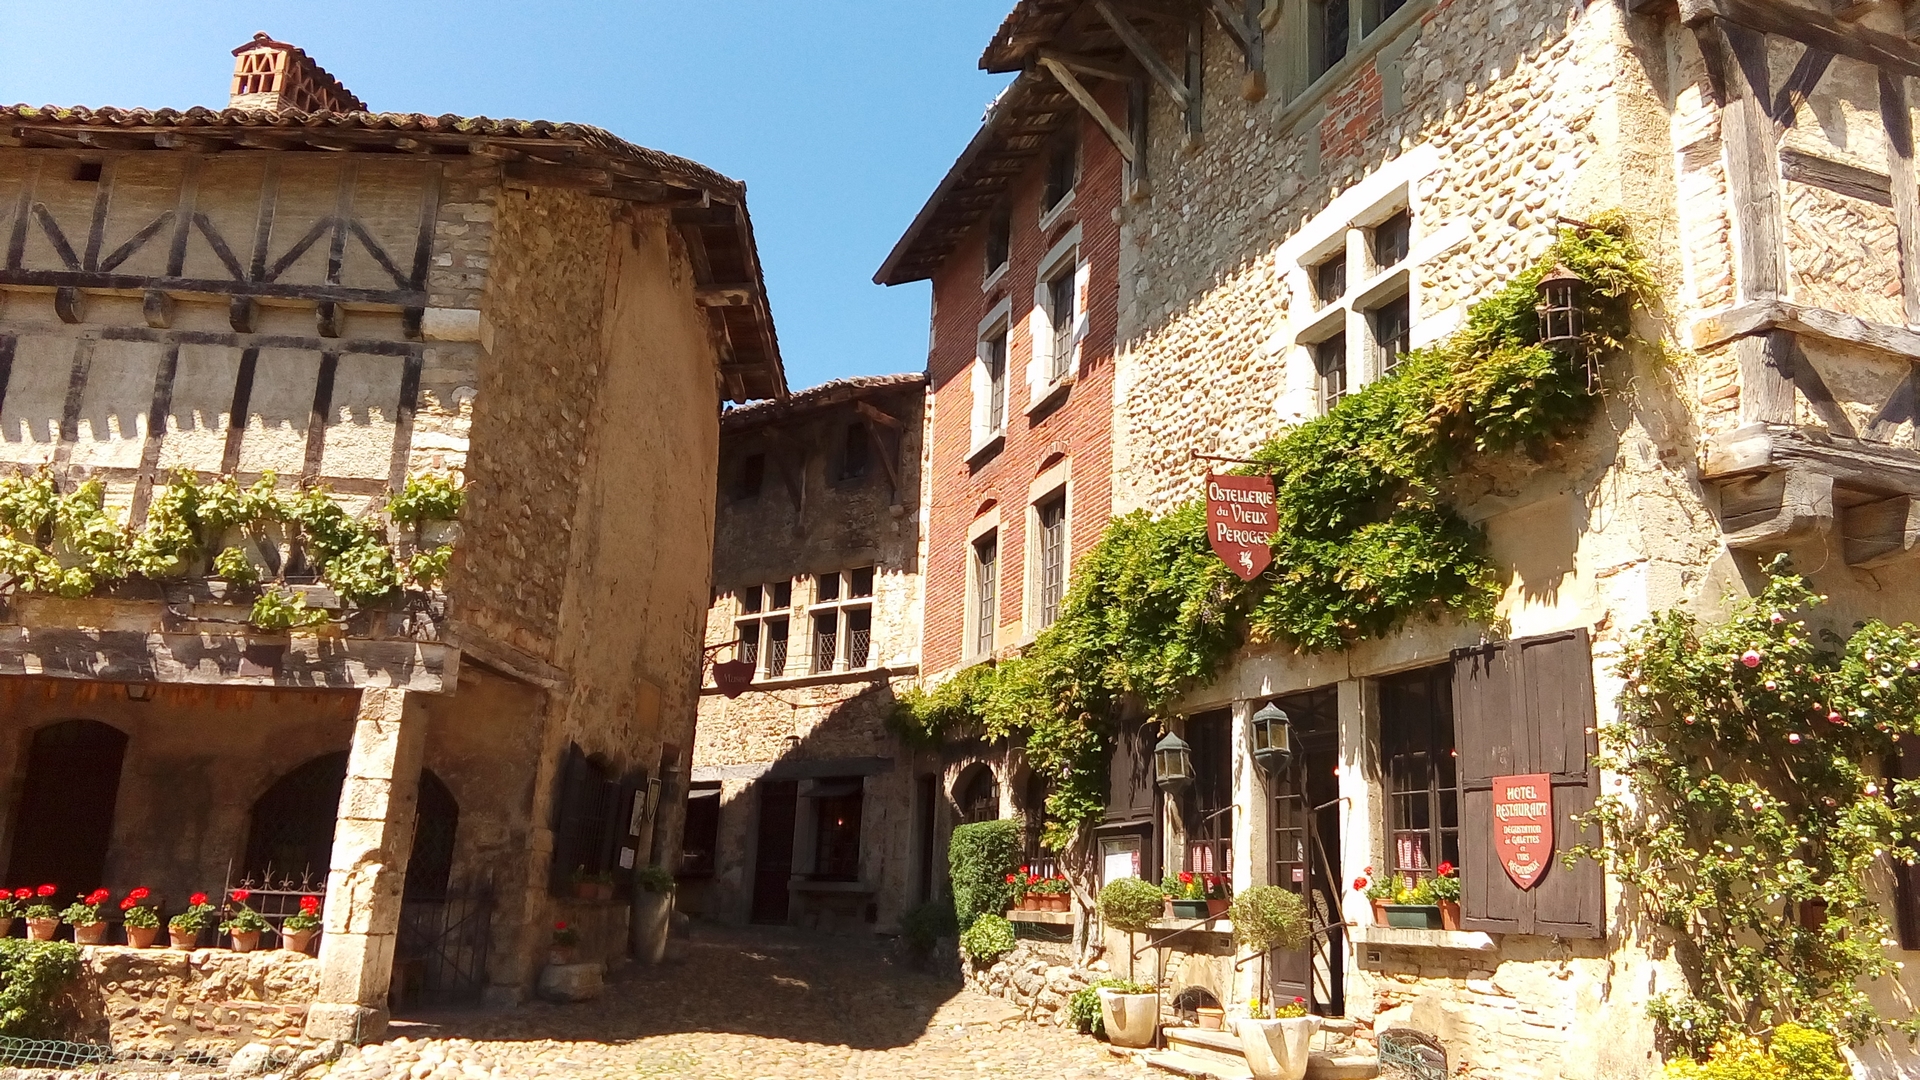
[955,764,1000,825]
[6,720,128,895]
[244,753,458,895]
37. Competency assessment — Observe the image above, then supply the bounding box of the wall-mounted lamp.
[1534,264,1589,384]
[1250,702,1293,776]
[1154,730,1193,792]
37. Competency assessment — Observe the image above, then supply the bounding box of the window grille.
[973,534,998,658]
[766,620,789,678]
[813,612,838,674]
[1373,211,1412,269]
[846,609,872,669]
[1048,272,1076,382]
[1382,666,1459,891]
[1037,496,1067,629]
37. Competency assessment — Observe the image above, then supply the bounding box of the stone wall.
[961,940,1095,1029]
[75,945,318,1058]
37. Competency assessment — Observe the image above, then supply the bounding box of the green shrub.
[0,940,81,1039]
[633,865,675,894]
[958,913,1016,966]
[900,899,958,959]
[1098,877,1164,933]
[948,819,1021,929]
[1229,886,1309,953]
[1661,1025,1848,1080]
[1069,978,1155,1036]
[1766,1025,1848,1080]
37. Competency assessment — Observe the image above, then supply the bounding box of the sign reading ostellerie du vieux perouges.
[1206,474,1275,582]
[1492,773,1554,891]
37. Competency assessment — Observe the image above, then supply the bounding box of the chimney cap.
[232,31,295,57]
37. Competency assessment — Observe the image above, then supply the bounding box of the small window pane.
[812,612,838,674]
[1049,271,1076,382]
[986,207,1011,274]
[813,786,863,880]
[734,454,765,500]
[842,423,870,479]
[850,567,875,597]
[1044,132,1078,211]
[1314,255,1347,307]
[1311,0,1350,79]
[986,330,1008,433]
[766,619,789,678]
[736,621,760,669]
[846,607,872,668]
[739,587,763,615]
[1373,295,1411,374]
[1037,497,1067,629]
[973,534,999,658]
[1373,211,1411,269]
[772,581,792,609]
[1315,334,1349,411]
[818,573,841,602]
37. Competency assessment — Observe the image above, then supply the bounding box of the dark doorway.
[406,770,459,899]
[956,763,1000,824]
[913,774,936,903]
[1267,687,1345,1016]
[750,780,797,924]
[244,753,458,896]
[6,720,129,895]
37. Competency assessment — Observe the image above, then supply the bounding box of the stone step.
[1165,1027,1251,1072]
[1306,1051,1382,1080]
[1143,1048,1255,1080]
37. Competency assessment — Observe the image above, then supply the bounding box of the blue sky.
[0,2,1016,393]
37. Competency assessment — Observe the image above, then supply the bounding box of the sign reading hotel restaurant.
[1492,773,1554,891]
[1206,474,1276,582]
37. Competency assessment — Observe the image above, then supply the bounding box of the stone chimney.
[228,32,367,113]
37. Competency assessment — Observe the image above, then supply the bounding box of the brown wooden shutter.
[1893,742,1920,950]
[1452,629,1603,938]
[1106,718,1157,825]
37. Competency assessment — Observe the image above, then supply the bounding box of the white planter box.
[1097,989,1160,1049]
[1235,1015,1322,1080]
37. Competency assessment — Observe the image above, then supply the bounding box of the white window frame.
[1269,0,1432,116]
[808,568,877,674]
[970,297,1015,461]
[1023,459,1073,639]
[734,580,795,680]
[1028,225,1087,415]
[966,512,1002,662]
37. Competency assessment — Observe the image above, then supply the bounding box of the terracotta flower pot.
[229,930,261,953]
[0,918,13,938]
[573,881,598,900]
[1206,899,1231,919]
[1197,1006,1226,1031]
[1438,900,1462,931]
[282,928,316,955]
[26,918,57,942]
[1051,894,1071,913]
[126,925,159,949]
[548,945,578,967]
[169,928,198,949]
[72,922,108,946]
[1371,900,1390,927]
[1021,896,1040,912]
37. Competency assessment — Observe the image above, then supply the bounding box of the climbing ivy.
[895,215,1657,861]
[1581,556,1920,1053]
[0,468,464,630]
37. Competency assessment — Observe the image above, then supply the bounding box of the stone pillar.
[304,688,429,1043]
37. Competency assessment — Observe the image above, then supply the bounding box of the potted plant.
[1354,869,1397,926]
[1162,872,1209,920]
[1031,875,1071,912]
[1204,873,1232,919]
[169,892,214,949]
[549,920,579,966]
[1427,863,1461,930]
[1383,877,1443,930]
[633,864,675,965]
[280,895,321,954]
[1095,877,1163,1048]
[120,888,159,948]
[1005,870,1034,911]
[61,888,113,945]
[1236,996,1321,1080]
[23,884,58,940]
[571,866,598,901]
[0,888,22,938]
[220,889,271,952]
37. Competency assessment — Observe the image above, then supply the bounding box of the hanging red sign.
[1492,774,1554,891]
[1206,474,1275,582]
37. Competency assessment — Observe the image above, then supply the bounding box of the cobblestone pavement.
[318,927,1155,1080]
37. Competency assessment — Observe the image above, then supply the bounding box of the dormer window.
[1043,131,1078,215]
[986,207,1011,279]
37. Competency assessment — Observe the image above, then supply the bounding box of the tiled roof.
[0,105,744,197]
[721,372,925,431]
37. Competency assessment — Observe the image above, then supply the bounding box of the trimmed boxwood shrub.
[0,940,81,1038]
[948,819,1022,929]
[958,913,1016,966]
[1229,885,1309,953]
[1098,877,1164,933]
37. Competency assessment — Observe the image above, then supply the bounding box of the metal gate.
[393,883,494,1011]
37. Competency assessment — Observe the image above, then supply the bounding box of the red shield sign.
[1206,474,1275,582]
[1493,774,1554,891]
[712,659,755,699]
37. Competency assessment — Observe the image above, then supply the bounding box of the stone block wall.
[74,945,319,1057]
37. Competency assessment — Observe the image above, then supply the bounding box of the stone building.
[926,0,1920,1078]
[678,374,933,934]
[876,41,1130,887]
[0,35,783,1041]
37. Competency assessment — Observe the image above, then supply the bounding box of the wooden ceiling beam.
[1039,56,1137,162]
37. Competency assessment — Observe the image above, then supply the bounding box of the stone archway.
[243,752,457,895]
[6,719,129,895]
[953,762,1000,824]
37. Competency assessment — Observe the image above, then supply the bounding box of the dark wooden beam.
[1690,0,1920,79]
[1039,56,1138,162]
[1093,0,1190,107]
[1780,146,1892,205]
[1882,69,1920,324]
[1038,48,1134,82]
[0,624,458,695]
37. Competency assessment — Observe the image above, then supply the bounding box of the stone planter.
[1438,900,1461,931]
[169,928,198,949]
[73,922,108,945]
[26,918,57,941]
[1236,1015,1323,1080]
[125,925,159,949]
[573,881,600,901]
[633,888,672,965]
[1384,904,1441,930]
[229,930,261,953]
[281,928,316,955]
[1097,989,1159,1049]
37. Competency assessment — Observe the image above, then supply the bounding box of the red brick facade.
[920,85,1123,678]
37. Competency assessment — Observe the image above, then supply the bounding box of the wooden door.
[7,720,129,895]
[750,780,797,924]
[1266,688,1343,1015]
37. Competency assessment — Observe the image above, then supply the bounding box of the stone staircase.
[1139,1017,1381,1080]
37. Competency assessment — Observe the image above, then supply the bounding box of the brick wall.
[921,81,1125,678]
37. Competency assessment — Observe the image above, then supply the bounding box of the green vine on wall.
[894,215,1657,862]
[1581,556,1920,1053]
[0,469,464,630]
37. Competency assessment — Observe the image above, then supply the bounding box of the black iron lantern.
[1154,730,1194,792]
[1535,263,1586,366]
[1250,702,1293,776]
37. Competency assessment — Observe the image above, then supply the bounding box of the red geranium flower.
[1293,996,1305,1004]
[129,887,150,901]
[230,889,250,903]
[554,921,568,931]
[1005,874,1017,883]
[1436,862,1454,877]
[86,888,110,905]
[12,889,28,901]
[35,884,55,898]
[1020,866,1030,875]
[300,896,320,914]
[189,892,208,906]
[1178,871,1193,884]
[1353,876,1368,891]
